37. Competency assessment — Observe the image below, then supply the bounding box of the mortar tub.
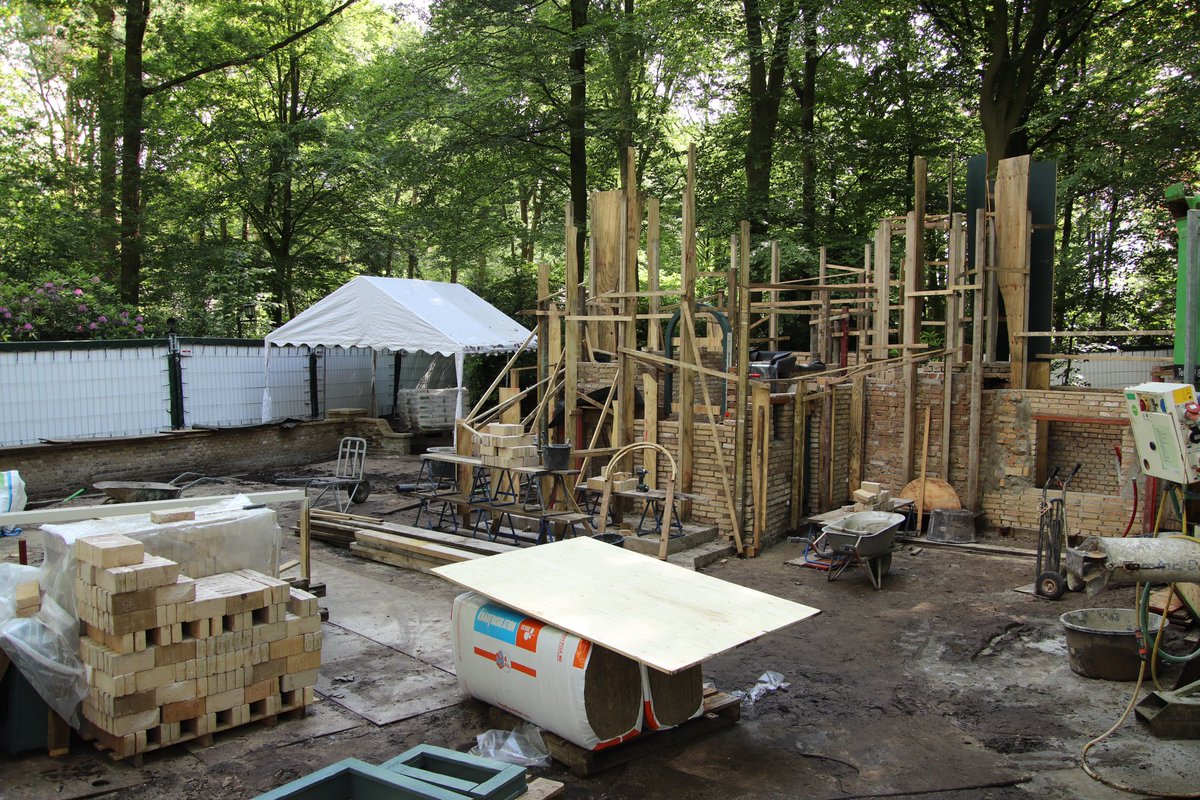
[1060,607,1162,681]
[543,443,572,471]
[821,511,906,559]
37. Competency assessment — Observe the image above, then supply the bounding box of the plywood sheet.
[995,155,1031,386]
[432,537,820,674]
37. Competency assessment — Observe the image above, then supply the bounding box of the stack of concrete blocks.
[851,481,892,511]
[474,423,540,468]
[74,533,321,758]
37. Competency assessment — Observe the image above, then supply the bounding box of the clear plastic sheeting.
[729,671,790,717]
[40,495,281,618]
[0,563,88,728]
[470,723,551,768]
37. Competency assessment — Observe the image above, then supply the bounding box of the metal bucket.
[426,446,457,481]
[594,533,625,547]
[544,443,572,471]
[1060,608,1160,681]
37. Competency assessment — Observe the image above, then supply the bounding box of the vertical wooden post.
[727,234,739,345]
[873,221,891,360]
[818,246,830,362]
[848,374,865,496]
[616,149,640,473]
[900,156,926,485]
[537,262,551,447]
[564,204,581,451]
[299,496,311,582]
[995,155,1031,388]
[647,198,662,351]
[678,146,697,496]
[733,221,752,534]
[967,208,987,512]
[818,385,833,511]
[751,381,770,557]
[769,241,781,348]
[789,391,808,528]
[642,373,658,489]
[941,213,965,481]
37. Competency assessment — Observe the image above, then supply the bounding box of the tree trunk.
[94,1,119,279]
[119,0,149,305]
[568,0,588,270]
[798,5,818,247]
[743,0,799,238]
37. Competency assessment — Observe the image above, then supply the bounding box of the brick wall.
[4,418,410,500]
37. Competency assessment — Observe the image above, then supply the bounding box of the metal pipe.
[1066,535,1200,595]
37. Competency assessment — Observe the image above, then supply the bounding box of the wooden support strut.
[733,222,752,543]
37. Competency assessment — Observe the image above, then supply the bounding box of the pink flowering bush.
[0,276,149,341]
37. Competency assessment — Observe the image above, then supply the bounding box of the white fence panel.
[182,342,312,427]
[0,344,170,446]
[320,348,378,413]
[1053,349,1172,389]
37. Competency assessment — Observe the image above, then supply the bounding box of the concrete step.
[620,521,719,556]
[667,539,737,571]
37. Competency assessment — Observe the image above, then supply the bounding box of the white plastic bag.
[0,563,88,728]
[0,470,26,535]
[470,723,551,768]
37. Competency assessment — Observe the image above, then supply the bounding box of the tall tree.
[742,0,799,236]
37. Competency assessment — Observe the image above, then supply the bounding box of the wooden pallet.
[82,693,311,765]
[485,689,740,777]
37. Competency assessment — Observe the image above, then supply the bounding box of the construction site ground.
[3,451,1198,799]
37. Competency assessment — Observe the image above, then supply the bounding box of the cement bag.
[640,663,704,730]
[452,592,642,751]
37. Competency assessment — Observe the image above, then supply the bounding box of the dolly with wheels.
[1035,462,1080,600]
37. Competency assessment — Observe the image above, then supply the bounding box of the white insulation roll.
[452,592,643,750]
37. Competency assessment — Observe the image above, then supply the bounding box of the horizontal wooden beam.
[1016,330,1174,338]
[0,490,307,527]
[1033,414,1129,426]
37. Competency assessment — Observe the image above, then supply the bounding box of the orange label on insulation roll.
[572,640,591,669]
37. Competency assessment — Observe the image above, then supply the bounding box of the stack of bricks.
[13,580,40,617]
[74,533,321,759]
[474,423,540,468]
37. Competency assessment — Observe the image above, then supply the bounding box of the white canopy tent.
[261,276,533,425]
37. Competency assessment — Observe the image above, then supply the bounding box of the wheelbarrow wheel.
[350,478,371,504]
[1035,570,1066,600]
[872,553,892,578]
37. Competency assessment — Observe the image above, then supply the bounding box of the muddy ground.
[3,451,1198,799]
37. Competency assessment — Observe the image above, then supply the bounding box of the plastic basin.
[1060,607,1160,681]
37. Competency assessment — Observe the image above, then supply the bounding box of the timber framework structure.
[461,147,1160,556]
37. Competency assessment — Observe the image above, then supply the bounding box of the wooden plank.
[678,146,698,498]
[564,204,581,457]
[873,220,891,359]
[334,519,519,555]
[917,407,932,532]
[299,498,311,581]
[647,198,662,351]
[590,190,625,354]
[848,374,865,494]
[941,213,964,483]
[433,537,820,674]
[1015,329,1175,338]
[681,303,745,554]
[642,373,659,490]
[498,387,522,426]
[351,543,459,575]
[47,710,71,757]
[995,155,1031,387]
[789,392,808,529]
[967,209,987,512]
[769,241,781,348]
[0,490,305,528]
[818,246,830,361]
[521,778,566,800]
[354,530,481,563]
[900,210,921,485]
[733,222,752,538]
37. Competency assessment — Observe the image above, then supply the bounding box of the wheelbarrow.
[815,511,906,590]
[93,472,227,503]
